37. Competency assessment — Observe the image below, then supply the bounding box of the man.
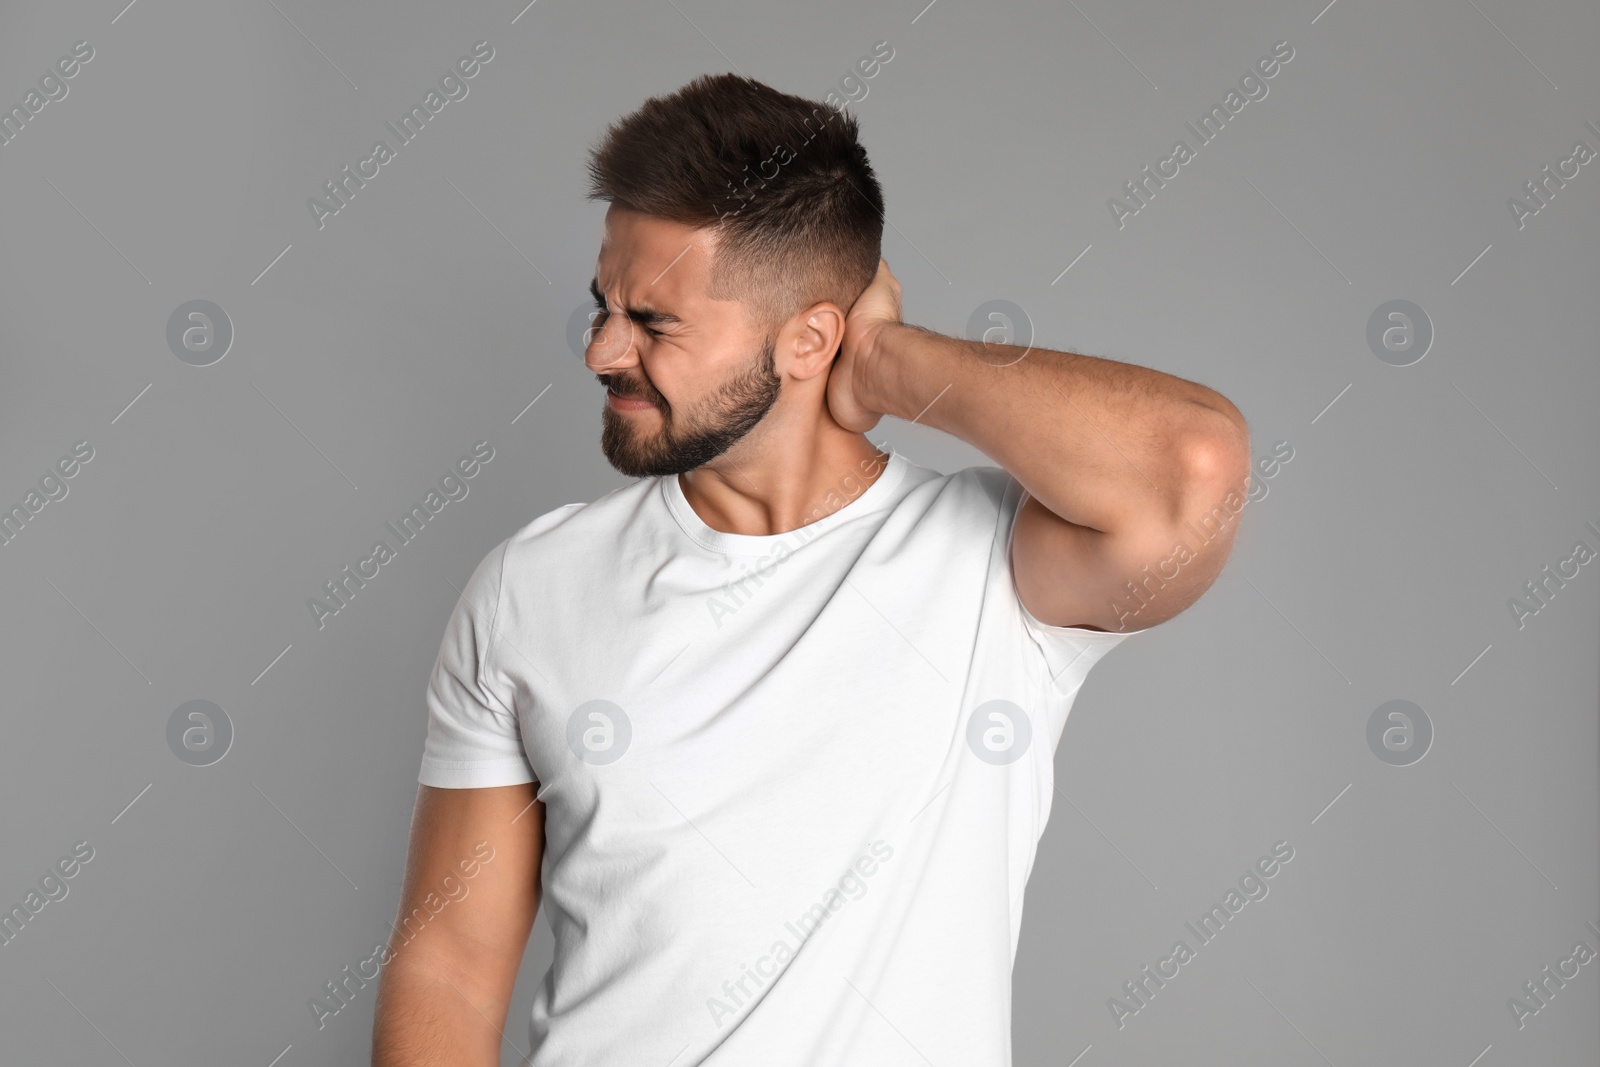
[373,73,1250,1065]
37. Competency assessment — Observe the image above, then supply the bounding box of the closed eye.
[593,298,660,337]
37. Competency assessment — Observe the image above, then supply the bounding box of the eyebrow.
[590,276,683,329]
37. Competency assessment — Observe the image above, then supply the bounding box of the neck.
[676,427,891,538]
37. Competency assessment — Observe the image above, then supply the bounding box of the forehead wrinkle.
[590,272,685,328]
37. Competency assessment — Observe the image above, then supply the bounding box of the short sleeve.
[995,470,1147,690]
[417,538,538,789]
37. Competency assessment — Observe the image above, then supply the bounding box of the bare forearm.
[371,961,505,1067]
[861,321,1248,534]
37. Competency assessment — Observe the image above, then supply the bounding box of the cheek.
[642,345,699,400]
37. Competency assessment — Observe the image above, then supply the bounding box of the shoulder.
[894,462,1016,521]
[945,464,1013,503]
[496,476,659,580]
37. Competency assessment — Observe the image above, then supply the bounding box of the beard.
[599,333,781,478]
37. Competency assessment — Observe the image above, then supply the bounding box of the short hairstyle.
[585,72,885,336]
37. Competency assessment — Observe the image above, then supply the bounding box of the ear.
[783,302,847,382]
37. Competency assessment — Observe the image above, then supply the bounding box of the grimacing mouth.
[603,379,660,406]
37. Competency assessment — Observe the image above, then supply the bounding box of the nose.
[583,307,638,374]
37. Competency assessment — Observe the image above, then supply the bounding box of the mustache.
[599,375,660,404]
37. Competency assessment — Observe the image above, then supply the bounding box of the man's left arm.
[836,261,1252,634]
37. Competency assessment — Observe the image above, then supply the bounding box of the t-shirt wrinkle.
[416,449,1142,1065]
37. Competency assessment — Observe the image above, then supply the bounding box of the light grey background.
[1,1,1596,1064]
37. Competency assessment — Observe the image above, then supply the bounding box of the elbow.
[1171,417,1252,528]
[1185,423,1250,484]
[1196,392,1250,459]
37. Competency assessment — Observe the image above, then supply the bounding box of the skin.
[371,784,541,1065]
[588,202,1251,633]
[834,262,1253,633]
[586,204,891,535]
[373,202,1252,1064]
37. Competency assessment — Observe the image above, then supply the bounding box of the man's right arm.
[372,782,544,1066]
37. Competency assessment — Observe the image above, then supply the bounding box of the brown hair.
[586,72,885,336]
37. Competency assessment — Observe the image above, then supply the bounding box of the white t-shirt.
[418,449,1143,1066]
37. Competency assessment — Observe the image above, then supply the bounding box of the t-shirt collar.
[662,449,908,555]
